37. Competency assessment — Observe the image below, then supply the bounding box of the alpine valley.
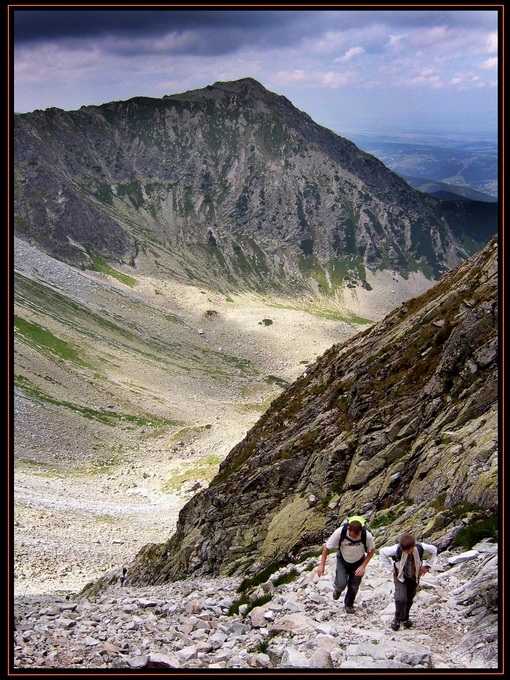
[12,78,499,671]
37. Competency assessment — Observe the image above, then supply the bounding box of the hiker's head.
[348,520,363,537]
[399,533,416,554]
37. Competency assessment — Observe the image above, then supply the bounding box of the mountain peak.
[211,77,269,94]
[15,77,497,294]
[163,77,274,106]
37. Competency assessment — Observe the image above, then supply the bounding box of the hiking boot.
[332,589,341,600]
[403,619,413,629]
[345,606,356,614]
[390,620,400,631]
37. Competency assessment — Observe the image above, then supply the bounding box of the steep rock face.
[116,236,497,588]
[14,78,497,296]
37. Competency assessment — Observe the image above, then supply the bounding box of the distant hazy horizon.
[339,127,498,144]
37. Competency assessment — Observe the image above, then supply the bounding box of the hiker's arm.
[354,549,375,576]
[317,546,330,576]
[420,542,438,572]
[379,545,397,571]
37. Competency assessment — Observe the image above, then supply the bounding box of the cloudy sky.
[11,7,499,139]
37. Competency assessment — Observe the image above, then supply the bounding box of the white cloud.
[319,71,350,87]
[13,9,498,134]
[449,70,494,91]
[110,31,199,56]
[481,56,498,70]
[487,32,498,53]
[274,70,307,84]
[398,70,445,89]
[15,43,103,86]
[303,31,347,54]
[334,46,364,63]
[276,68,352,89]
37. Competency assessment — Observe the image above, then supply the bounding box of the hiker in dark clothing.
[379,532,437,630]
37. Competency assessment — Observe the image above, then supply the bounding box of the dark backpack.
[394,542,424,561]
[339,516,372,552]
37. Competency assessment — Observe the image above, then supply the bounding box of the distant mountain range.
[347,133,498,202]
[400,176,497,203]
[14,78,497,305]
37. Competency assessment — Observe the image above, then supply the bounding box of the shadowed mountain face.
[86,235,497,592]
[14,78,496,300]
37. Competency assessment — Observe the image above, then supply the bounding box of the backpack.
[394,542,424,561]
[339,515,372,552]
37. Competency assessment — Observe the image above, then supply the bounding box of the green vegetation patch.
[228,593,272,617]
[453,514,498,549]
[250,640,270,655]
[370,499,414,529]
[429,494,447,511]
[273,568,299,587]
[14,375,177,429]
[14,316,91,368]
[203,348,258,375]
[162,454,223,492]
[260,293,372,325]
[238,561,288,592]
[327,256,368,290]
[85,248,137,287]
[95,514,116,524]
[116,180,145,208]
[94,182,114,205]
[298,254,330,292]
[265,375,290,389]
[230,239,271,285]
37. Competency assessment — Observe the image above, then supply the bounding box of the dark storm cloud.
[13,9,279,41]
[13,9,320,54]
[14,8,495,57]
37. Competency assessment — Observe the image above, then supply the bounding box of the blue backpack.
[394,542,424,561]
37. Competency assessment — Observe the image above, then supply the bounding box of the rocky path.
[13,547,498,670]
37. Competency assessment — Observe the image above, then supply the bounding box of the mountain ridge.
[14,78,497,308]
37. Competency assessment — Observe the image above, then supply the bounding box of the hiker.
[317,517,376,613]
[379,532,437,631]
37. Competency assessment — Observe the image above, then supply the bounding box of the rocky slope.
[14,233,384,597]
[12,235,499,674]
[12,78,499,672]
[107,236,498,590]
